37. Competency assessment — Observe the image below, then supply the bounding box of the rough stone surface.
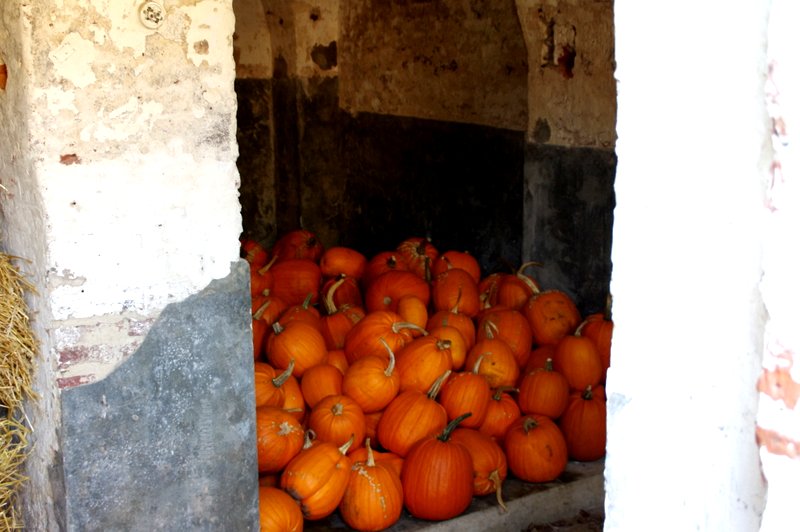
[523,144,616,316]
[60,261,258,532]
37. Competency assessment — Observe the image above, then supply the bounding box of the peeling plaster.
[49,32,98,88]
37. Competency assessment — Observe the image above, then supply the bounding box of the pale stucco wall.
[0,1,241,528]
[607,1,770,529]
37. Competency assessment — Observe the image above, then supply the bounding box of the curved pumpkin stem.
[256,254,278,275]
[301,292,314,309]
[253,297,273,320]
[427,370,452,400]
[272,359,295,387]
[438,412,472,442]
[522,416,539,434]
[450,287,464,314]
[492,386,519,401]
[392,321,428,336]
[365,438,376,467]
[471,354,486,375]
[582,385,594,400]
[323,275,347,315]
[378,337,397,377]
[483,320,498,340]
[271,321,284,335]
[517,261,543,295]
[339,434,355,455]
[489,469,507,512]
[303,429,317,449]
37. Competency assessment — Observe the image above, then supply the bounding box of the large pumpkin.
[255,406,305,474]
[438,356,491,429]
[523,289,581,346]
[307,394,366,451]
[342,338,400,413]
[266,320,327,378]
[552,334,603,391]
[450,427,508,510]
[559,385,607,462]
[504,414,568,483]
[517,357,570,418]
[320,246,367,280]
[395,336,454,394]
[401,413,474,521]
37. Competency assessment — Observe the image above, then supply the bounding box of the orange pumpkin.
[320,246,368,280]
[504,414,568,483]
[431,268,480,318]
[428,324,468,370]
[349,439,404,478]
[553,335,603,391]
[493,261,542,310]
[241,237,269,267]
[517,358,569,418]
[339,438,404,531]
[272,228,324,263]
[307,394,366,451]
[342,338,400,413]
[362,252,408,289]
[343,310,420,365]
[280,374,306,422]
[277,293,322,330]
[524,289,581,346]
[395,336,454,394]
[364,270,430,313]
[479,386,521,442]
[258,486,304,532]
[559,385,607,462]
[396,295,429,336]
[320,274,363,310]
[250,255,277,298]
[431,250,481,283]
[427,308,476,352]
[465,336,519,389]
[477,308,533,369]
[396,236,439,281]
[319,303,365,351]
[254,361,294,408]
[523,344,557,374]
[438,356,492,429]
[252,292,288,360]
[450,428,508,510]
[300,363,343,409]
[266,321,327,378]
[280,436,354,520]
[578,312,613,383]
[376,371,450,457]
[401,413,474,521]
[324,349,349,375]
[270,258,322,307]
[255,406,305,474]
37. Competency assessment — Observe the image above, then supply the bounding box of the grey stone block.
[61,260,258,532]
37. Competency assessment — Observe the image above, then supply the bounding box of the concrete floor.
[306,459,605,531]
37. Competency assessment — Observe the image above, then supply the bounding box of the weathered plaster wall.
[24,0,242,387]
[756,0,800,529]
[516,0,616,148]
[607,1,769,529]
[339,0,528,131]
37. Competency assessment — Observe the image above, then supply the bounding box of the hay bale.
[0,253,37,530]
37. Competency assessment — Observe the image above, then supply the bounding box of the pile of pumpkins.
[241,229,613,532]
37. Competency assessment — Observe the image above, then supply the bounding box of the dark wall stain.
[311,41,338,70]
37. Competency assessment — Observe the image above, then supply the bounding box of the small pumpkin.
[504,414,568,483]
[307,394,366,451]
[559,385,607,462]
[241,237,269,267]
[376,371,451,457]
[450,428,508,511]
[342,338,400,413]
[349,439,404,478]
[255,406,305,474]
[321,274,363,310]
[465,332,519,389]
[272,228,324,263]
[578,308,613,383]
[266,320,328,378]
[320,246,368,280]
[258,486,304,532]
[396,236,439,281]
[478,386,521,441]
[395,336,454,394]
[280,436,354,520]
[438,355,492,429]
[300,363,343,409]
[278,292,322,330]
[364,270,430,314]
[254,360,295,408]
[517,358,569,418]
[401,413,474,521]
[339,438,404,531]
[249,255,278,298]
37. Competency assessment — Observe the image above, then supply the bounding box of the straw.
[0,252,38,530]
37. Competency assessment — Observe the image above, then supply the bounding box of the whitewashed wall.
[0,1,241,529]
[607,1,771,530]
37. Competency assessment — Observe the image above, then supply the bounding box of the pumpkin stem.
[324,275,346,315]
[339,434,355,455]
[472,353,486,375]
[427,370,452,400]
[489,470,507,512]
[449,287,463,314]
[271,321,284,335]
[575,319,588,337]
[253,298,273,320]
[582,385,594,400]
[516,261,543,295]
[272,359,295,387]
[604,293,613,321]
[303,429,317,449]
[438,412,472,442]
[544,358,554,372]
[392,321,428,336]
[378,337,397,377]
[522,416,539,434]
[483,320,498,340]
[492,386,519,401]
[435,339,452,351]
[332,402,344,416]
[301,292,314,309]
[256,254,278,275]
[365,438,376,468]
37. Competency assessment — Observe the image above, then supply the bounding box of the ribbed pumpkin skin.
[431,268,480,318]
[395,336,454,394]
[377,388,448,457]
[401,427,474,520]
[307,394,366,451]
[438,369,491,429]
[524,290,581,346]
[253,362,286,408]
[300,364,343,409]
[465,338,519,389]
[429,325,468,370]
[339,445,404,531]
[266,321,327,378]
[280,440,353,520]
[320,246,368,280]
[450,428,508,498]
[270,258,322,306]
[559,386,607,461]
[477,309,533,369]
[258,486,304,532]
[342,351,400,413]
[517,359,570,418]
[365,270,431,313]
[396,236,439,280]
[319,305,365,351]
[504,415,568,483]
[255,406,305,474]
[343,310,415,365]
[553,335,603,391]
[479,388,521,441]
